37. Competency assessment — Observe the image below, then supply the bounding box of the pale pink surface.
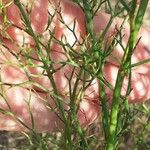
[0,0,149,132]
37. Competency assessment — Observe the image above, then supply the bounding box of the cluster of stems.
[0,0,149,149]
[79,0,149,149]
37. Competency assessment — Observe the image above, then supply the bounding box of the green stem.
[82,0,95,38]
[14,0,73,148]
[106,0,149,149]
